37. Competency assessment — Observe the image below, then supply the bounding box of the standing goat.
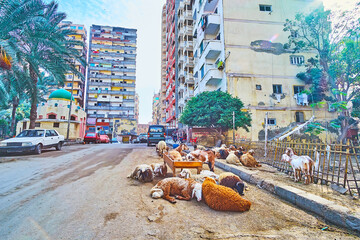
[281,147,317,184]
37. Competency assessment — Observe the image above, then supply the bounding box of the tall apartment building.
[46,21,87,107]
[165,0,181,128]
[191,0,332,141]
[86,24,137,135]
[152,93,161,125]
[135,93,139,126]
[176,0,195,120]
[159,4,167,126]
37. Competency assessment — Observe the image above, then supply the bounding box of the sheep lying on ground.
[156,141,169,157]
[202,177,251,212]
[150,162,167,177]
[150,177,202,203]
[127,164,154,182]
[226,151,241,165]
[186,150,216,171]
[178,169,219,182]
[194,145,206,151]
[240,149,261,167]
[219,172,245,195]
[215,149,229,159]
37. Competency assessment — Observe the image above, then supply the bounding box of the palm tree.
[5,1,85,129]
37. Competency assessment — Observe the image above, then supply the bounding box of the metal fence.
[226,139,360,196]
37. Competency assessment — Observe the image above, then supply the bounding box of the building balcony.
[90,58,135,65]
[202,64,223,86]
[89,74,136,80]
[91,51,136,58]
[87,114,106,118]
[179,41,185,50]
[184,40,193,50]
[91,44,136,51]
[184,26,192,36]
[184,9,192,20]
[89,82,135,87]
[87,106,134,111]
[178,97,185,107]
[204,0,219,12]
[88,90,135,95]
[178,84,185,92]
[185,90,194,100]
[89,66,135,72]
[205,14,221,35]
[185,75,195,84]
[184,56,194,67]
[203,40,222,59]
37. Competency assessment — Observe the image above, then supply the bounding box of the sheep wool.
[226,152,240,165]
[202,177,251,212]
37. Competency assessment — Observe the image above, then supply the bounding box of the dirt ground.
[0,144,358,239]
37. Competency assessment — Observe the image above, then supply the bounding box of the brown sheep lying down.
[150,162,167,177]
[240,149,261,167]
[219,172,245,195]
[150,177,202,204]
[202,177,251,212]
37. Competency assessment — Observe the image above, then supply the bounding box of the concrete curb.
[215,161,360,234]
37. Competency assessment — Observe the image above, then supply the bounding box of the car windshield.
[149,127,164,133]
[17,130,45,138]
[86,133,96,137]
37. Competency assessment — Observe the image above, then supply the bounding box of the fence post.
[344,140,350,188]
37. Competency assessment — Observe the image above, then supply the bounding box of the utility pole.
[66,73,75,141]
[232,111,235,144]
[264,112,268,157]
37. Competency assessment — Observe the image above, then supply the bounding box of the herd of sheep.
[127,141,318,212]
[127,141,254,212]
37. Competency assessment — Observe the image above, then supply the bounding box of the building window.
[115,96,120,99]
[70,26,76,29]
[102,96,107,98]
[294,86,305,94]
[200,65,204,79]
[61,116,65,120]
[290,55,304,65]
[35,122,41,128]
[259,5,272,12]
[295,112,305,123]
[70,116,76,121]
[273,85,282,94]
[200,41,204,55]
[39,115,43,119]
[78,26,83,30]
[53,123,60,128]
[48,114,56,119]
[256,85,262,90]
[266,118,276,125]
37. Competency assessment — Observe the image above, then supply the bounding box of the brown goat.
[175,143,189,156]
[127,164,154,182]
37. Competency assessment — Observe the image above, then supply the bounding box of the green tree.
[4,1,85,129]
[179,91,252,139]
[284,4,360,142]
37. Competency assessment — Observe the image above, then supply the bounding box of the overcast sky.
[56,0,357,124]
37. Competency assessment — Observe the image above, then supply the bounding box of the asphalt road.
[0,144,357,240]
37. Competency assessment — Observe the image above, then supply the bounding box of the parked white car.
[0,129,65,155]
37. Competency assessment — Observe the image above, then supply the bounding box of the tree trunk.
[29,66,38,129]
[10,96,19,136]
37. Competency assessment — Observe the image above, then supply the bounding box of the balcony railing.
[87,106,134,111]
[202,63,223,86]
[89,74,136,80]
[205,14,221,35]
[91,44,136,51]
[202,40,222,60]
[88,90,135,95]
[88,82,135,87]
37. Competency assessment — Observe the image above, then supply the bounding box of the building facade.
[191,0,333,141]
[165,0,181,128]
[86,24,137,135]
[46,21,87,107]
[176,0,195,119]
[17,89,86,140]
[152,93,161,125]
[159,4,168,126]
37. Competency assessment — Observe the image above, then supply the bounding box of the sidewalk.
[215,160,360,234]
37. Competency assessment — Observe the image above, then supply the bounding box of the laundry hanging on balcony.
[275,93,282,103]
[294,93,309,106]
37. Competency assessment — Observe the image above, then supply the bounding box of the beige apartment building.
[191,0,335,141]
[159,4,167,126]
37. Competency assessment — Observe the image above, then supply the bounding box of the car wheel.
[55,142,62,151]
[34,144,42,155]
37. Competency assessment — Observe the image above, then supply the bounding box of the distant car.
[0,129,64,155]
[138,133,148,143]
[111,138,119,143]
[99,134,110,143]
[84,132,101,144]
[132,137,140,144]
[147,125,166,146]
